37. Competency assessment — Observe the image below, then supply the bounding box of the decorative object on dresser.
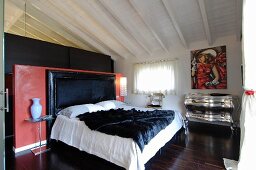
[147,93,165,109]
[30,98,42,119]
[184,93,239,131]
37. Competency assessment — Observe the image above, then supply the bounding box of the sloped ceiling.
[4,0,242,60]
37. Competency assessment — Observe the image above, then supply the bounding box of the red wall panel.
[14,65,123,149]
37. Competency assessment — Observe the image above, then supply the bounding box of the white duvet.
[51,106,184,170]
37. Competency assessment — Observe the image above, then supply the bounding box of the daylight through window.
[133,60,177,94]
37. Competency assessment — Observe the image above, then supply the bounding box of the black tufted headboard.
[47,70,116,117]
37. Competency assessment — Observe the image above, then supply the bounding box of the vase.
[31,98,42,119]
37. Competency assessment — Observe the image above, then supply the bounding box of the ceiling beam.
[15,17,69,45]
[198,0,212,45]
[99,0,152,56]
[7,25,24,36]
[73,0,141,58]
[15,19,63,45]
[75,0,151,58]
[60,0,134,59]
[235,0,242,41]
[129,0,169,53]
[162,0,188,48]
[6,29,21,36]
[4,1,24,31]
[48,0,130,59]
[32,0,112,55]
[20,15,80,48]
[8,0,97,52]
[23,0,120,60]
[11,24,41,40]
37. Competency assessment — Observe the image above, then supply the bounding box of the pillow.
[95,101,116,110]
[86,104,106,112]
[57,104,91,118]
[108,100,126,107]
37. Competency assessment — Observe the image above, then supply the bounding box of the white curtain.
[133,60,177,94]
[238,93,256,169]
[238,0,256,169]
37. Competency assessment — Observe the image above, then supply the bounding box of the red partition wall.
[13,65,123,151]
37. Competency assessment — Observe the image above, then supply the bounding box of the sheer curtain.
[238,93,256,169]
[133,60,177,94]
[238,0,256,169]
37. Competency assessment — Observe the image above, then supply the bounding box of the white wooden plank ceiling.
[4,0,242,60]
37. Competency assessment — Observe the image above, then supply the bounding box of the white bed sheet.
[51,107,184,170]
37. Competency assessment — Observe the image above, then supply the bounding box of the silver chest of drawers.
[184,93,238,128]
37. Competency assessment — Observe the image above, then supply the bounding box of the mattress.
[51,106,184,170]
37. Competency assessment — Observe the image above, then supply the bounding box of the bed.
[47,70,184,170]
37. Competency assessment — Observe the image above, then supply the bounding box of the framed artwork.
[191,45,227,89]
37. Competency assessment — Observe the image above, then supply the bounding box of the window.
[133,60,177,94]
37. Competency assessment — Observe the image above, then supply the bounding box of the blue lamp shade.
[120,77,127,96]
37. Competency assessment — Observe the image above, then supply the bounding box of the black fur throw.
[77,108,175,151]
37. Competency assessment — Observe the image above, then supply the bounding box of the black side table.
[25,115,54,155]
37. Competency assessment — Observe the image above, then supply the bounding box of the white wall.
[115,35,243,116]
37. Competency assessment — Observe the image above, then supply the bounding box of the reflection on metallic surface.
[184,93,238,128]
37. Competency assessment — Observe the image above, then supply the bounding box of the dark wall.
[69,47,112,72]
[5,33,114,73]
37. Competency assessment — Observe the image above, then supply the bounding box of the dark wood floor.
[6,122,240,170]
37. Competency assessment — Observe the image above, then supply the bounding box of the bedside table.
[146,104,162,109]
[25,115,54,155]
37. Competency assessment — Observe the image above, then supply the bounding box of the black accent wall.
[69,47,112,72]
[5,33,114,73]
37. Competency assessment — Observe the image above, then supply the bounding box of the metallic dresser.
[184,93,239,129]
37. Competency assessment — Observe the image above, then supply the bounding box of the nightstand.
[146,104,162,109]
[147,93,164,109]
[25,115,54,155]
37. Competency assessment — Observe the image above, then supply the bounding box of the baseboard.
[13,140,47,153]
